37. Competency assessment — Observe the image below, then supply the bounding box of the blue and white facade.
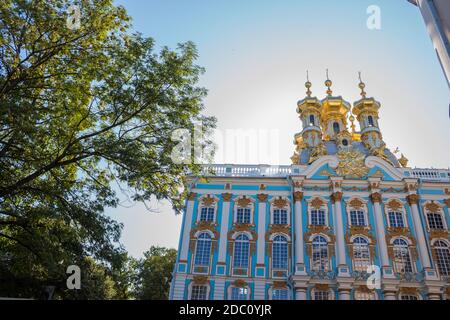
[169,79,450,300]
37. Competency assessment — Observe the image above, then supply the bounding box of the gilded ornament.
[445,199,450,208]
[222,193,232,202]
[273,197,288,209]
[386,199,403,211]
[233,279,248,288]
[293,191,304,202]
[398,154,409,168]
[201,195,216,207]
[237,196,252,207]
[331,192,343,203]
[310,197,325,209]
[188,192,197,201]
[260,184,266,190]
[406,194,419,206]
[424,202,441,213]
[273,281,288,289]
[308,143,328,164]
[370,192,382,204]
[257,194,268,202]
[335,150,369,178]
[370,169,384,178]
[315,284,329,291]
[225,183,231,190]
[319,169,334,177]
[348,198,364,209]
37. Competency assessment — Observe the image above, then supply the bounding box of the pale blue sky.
[109,0,450,257]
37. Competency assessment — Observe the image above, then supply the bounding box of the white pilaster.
[213,279,226,300]
[332,194,347,267]
[171,274,187,300]
[371,193,390,268]
[217,194,231,264]
[295,288,307,300]
[293,191,305,274]
[256,194,268,266]
[179,194,196,262]
[253,280,266,300]
[339,290,351,300]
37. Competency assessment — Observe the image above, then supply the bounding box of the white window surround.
[422,201,447,231]
[349,235,373,272]
[196,194,219,223]
[399,292,421,300]
[307,196,329,227]
[230,232,254,277]
[345,197,369,227]
[187,281,211,300]
[227,285,251,300]
[383,199,409,229]
[269,197,291,225]
[233,196,256,225]
[431,238,450,277]
[191,230,216,275]
[308,233,332,272]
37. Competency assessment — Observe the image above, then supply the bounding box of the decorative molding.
[348,198,364,209]
[444,199,450,208]
[399,287,418,295]
[314,284,330,291]
[424,201,441,213]
[201,195,216,207]
[233,279,248,288]
[259,184,266,190]
[273,281,288,289]
[224,183,231,190]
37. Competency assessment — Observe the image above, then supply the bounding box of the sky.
[109,0,450,257]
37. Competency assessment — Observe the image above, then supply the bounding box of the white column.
[217,193,231,263]
[371,193,390,268]
[332,192,347,267]
[339,290,351,300]
[294,192,305,272]
[256,194,268,266]
[295,288,307,300]
[384,292,397,300]
[253,280,266,300]
[407,194,432,269]
[171,274,187,300]
[179,193,196,262]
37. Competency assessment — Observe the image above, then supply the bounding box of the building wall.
[170,161,450,300]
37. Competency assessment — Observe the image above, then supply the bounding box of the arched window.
[199,207,215,222]
[309,114,315,126]
[236,207,251,224]
[273,209,288,225]
[272,235,288,270]
[233,234,250,269]
[272,289,289,300]
[191,285,208,300]
[352,237,371,272]
[368,115,374,126]
[194,232,212,267]
[433,240,450,276]
[349,210,366,226]
[354,290,376,300]
[427,212,445,230]
[393,238,413,274]
[388,211,404,228]
[311,236,329,271]
[333,122,340,134]
[310,209,326,226]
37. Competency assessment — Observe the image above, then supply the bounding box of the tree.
[0,0,215,298]
[134,246,177,300]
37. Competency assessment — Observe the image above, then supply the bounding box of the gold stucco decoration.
[201,195,216,207]
[222,193,232,202]
[193,276,209,285]
[335,149,369,178]
[293,191,304,202]
[310,197,325,209]
[386,199,403,211]
[233,279,248,288]
[273,197,288,209]
[348,198,364,209]
[425,202,441,213]
[237,196,252,207]
[257,194,268,202]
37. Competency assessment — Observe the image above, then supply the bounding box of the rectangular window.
[191,285,208,300]
[231,287,248,300]
[388,212,404,228]
[311,209,326,226]
[350,210,366,226]
[237,208,251,224]
[401,295,418,300]
[427,213,444,229]
[273,209,288,225]
[200,207,215,222]
[314,291,329,300]
[272,289,288,300]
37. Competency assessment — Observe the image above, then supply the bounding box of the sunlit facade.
[169,77,450,300]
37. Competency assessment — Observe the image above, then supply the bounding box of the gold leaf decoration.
[237,196,252,207]
[273,197,288,209]
[425,202,441,213]
[386,199,403,211]
[336,150,369,178]
[201,195,216,207]
[310,197,325,209]
[349,198,364,209]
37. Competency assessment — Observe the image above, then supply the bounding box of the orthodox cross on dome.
[358,71,367,98]
[325,69,333,96]
[305,70,312,97]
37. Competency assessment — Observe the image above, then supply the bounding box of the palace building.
[169,76,450,300]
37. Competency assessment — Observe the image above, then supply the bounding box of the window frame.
[432,239,450,277]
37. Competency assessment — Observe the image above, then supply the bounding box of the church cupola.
[320,71,351,141]
[352,74,385,152]
[295,74,323,149]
